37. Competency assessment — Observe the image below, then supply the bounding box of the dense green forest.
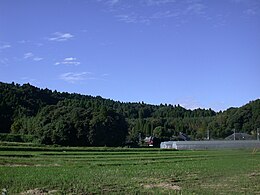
[0,81,259,146]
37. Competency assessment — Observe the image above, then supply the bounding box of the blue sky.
[0,0,259,111]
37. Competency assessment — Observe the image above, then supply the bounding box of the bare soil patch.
[248,172,260,178]
[20,188,58,195]
[0,163,60,167]
[142,183,181,191]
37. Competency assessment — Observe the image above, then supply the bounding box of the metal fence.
[160,140,260,150]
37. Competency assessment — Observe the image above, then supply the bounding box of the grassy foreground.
[0,142,259,194]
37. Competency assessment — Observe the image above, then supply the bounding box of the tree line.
[0,82,259,146]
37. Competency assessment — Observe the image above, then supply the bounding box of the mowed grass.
[0,142,259,194]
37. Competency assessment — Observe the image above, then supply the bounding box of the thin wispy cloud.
[116,13,150,24]
[98,0,258,28]
[185,1,206,15]
[112,0,208,25]
[35,43,44,47]
[0,44,11,50]
[55,57,81,66]
[59,71,108,83]
[33,57,43,61]
[0,58,9,66]
[212,14,227,28]
[108,0,120,6]
[144,0,176,6]
[18,40,29,44]
[243,8,257,15]
[48,32,74,42]
[150,1,206,20]
[230,0,247,3]
[18,40,34,45]
[60,72,93,83]
[23,52,43,61]
[65,57,76,61]
[102,73,109,77]
[18,40,44,47]
[151,10,180,19]
[24,52,34,59]
[178,97,203,110]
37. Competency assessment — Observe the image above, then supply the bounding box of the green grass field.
[0,142,259,194]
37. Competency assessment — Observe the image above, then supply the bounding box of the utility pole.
[138,133,142,146]
[257,128,259,141]
[207,129,210,140]
[233,129,236,141]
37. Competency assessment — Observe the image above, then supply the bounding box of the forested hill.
[0,81,259,146]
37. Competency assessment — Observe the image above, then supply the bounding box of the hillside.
[0,81,259,146]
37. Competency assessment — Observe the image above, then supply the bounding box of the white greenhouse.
[160,140,260,150]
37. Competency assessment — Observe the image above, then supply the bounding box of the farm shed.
[160,140,260,150]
